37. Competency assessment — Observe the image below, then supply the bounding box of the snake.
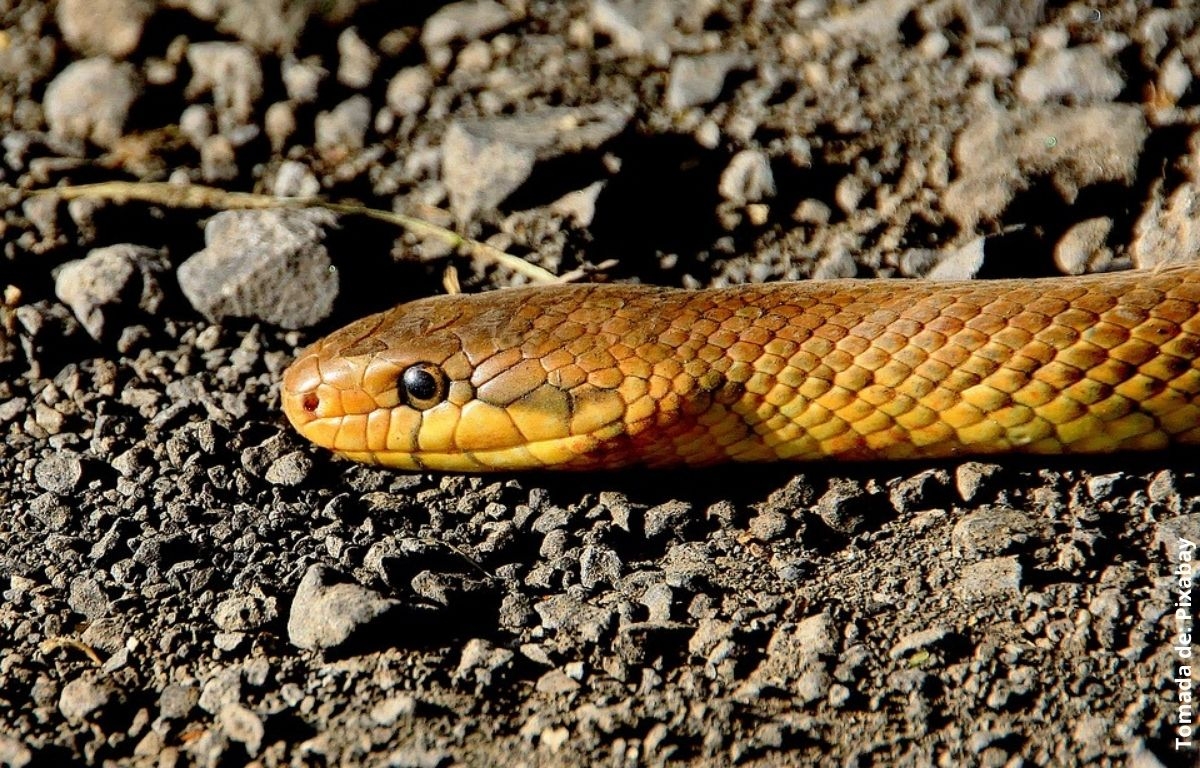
[280,264,1200,472]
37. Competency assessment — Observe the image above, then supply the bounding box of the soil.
[2,0,1199,765]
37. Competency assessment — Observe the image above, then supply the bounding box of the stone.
[59,675,118,723]
[1016,45,1124,104]
[33,452,83,495]
[442,105,630,222]
[55,244,167,341]
[287,565,397,650]
[44,58,139,148]
[665,53,748,111]
[185,42,263,134]
[954,557,1022,599]
[57,0,152,58]
[178,209,338,329]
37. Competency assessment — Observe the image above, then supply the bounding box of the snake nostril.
[302,393,319,413]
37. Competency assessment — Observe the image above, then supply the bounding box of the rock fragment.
[44,58,139,148]
[59,675,119,724]
[33,453,83,495]
[1016,45,1124,104]
[178,209,338,329]
[336,27,377,88]
[666,53,749,111]
[954,556,1022,599]
[56,244,167,341]
[442,105,631,221]
[421,1,511,64]
[185,42,263,135]
[287,565,397,650]
[57,0,152,58]
[943,104,1146,231]
[1054,217,1113,274]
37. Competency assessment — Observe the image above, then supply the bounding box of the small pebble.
[44,58,139,148]
[33,453,83,495]
[287,565,397,650]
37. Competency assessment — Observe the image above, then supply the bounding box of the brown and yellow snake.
[281,264,1200,471]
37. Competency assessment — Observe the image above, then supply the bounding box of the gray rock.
[662,541,717,589]
[315,95,371,154]
[386,67,434,117]
[33,452,83,495]
[640,582,674,623]
[213,590,279,632]
[265,101,297,152]
[178,209,338,329]
[386,745,452,768]
[954,556,1022,599]
[421,1,512,53]
[44,58,140,148]
[534,594,613,644]
[1147,470,1178,504]
[198,668,242,714]
[370,695,416,725]
[943,104,1146,232]
[888,469,950,513]
[718,149,775,205]
[219,703,264,757]
[158,683,199,720]
[1054,217,1113,274]
[1154,514,1200,557]
[57,0,152,58]
[442,104,631,222]
[955,461,1003,503]
[536,668,581,695]
[200,134,238,182]
[0,734,32,768]
[336,27,377,89]
[794,667,831,705]
[1131,181,1200,270]
[282,56,326,103]
[951,508,1049,559]
[185,42,263,135]
[590,0,677,65]
[272,160,320,198]
[79,617,126,654]
[1016,45,1124,104]
[287,565,398,650]
[644,499,692,537]
[1086,472,1125,501]
[889,626,949,660]
[748,510,788,541]
[959,0,1044,33]
[68,576,111,619]
[579,544,622,589]
[814,478,877,535]
[59,675,118,723]
[665,53,749,111]
[794,612,839,657]
[927,237,986,281]
[454,638,514,690]
[55,244,167,340]
[179,104,214,148]
[265,452,313,487]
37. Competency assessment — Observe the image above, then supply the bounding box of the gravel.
[2,1,1198,765]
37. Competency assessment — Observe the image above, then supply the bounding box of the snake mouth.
[336,433,600,472]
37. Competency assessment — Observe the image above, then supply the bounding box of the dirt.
[1,0,1199,765]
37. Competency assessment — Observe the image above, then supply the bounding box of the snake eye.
[400,363,448,410]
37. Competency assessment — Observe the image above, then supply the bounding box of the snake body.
[281,265,1200,471]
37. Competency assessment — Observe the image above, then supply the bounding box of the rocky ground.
[2,0,1199,765]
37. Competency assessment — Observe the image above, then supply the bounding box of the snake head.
[281,286,702,472]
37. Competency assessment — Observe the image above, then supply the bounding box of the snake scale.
[281,264,1200,472]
